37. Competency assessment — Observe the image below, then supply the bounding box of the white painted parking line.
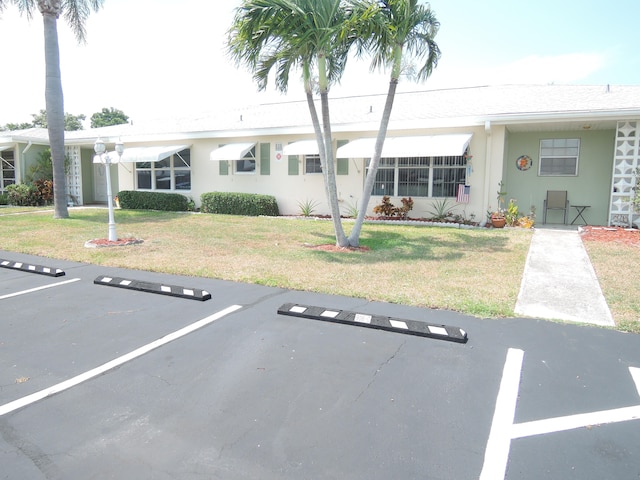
[0,304,242,417]
[479,348,524,480]
[511,405,640,439]
[481,357,640,480]
[630,367,640,397]
[0,278,81,300]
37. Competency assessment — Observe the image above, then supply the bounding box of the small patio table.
[570,205,590,225]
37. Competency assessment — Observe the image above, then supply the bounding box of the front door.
[93,164,108,203]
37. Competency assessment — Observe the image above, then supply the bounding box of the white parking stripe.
[0,278,81,300]
[511,405,640,439]
[479,348,525,480]
[630,367,640,398]
[0,304,242,416]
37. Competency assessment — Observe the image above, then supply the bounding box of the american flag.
[456,184,470,204]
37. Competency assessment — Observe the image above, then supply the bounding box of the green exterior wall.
[504,130,615,226]
[81,148,95,203]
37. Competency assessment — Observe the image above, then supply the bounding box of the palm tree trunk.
[316,52,348,247]
[42,11,69,219]
[347,78,398,246]
[320,91,348,247]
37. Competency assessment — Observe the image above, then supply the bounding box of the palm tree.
[0,0,104,219]
[229,0,363,246]
[347,0,440,246]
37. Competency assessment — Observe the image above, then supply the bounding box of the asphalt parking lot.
[1,250,640,479]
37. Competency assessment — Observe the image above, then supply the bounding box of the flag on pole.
[456,184,470,204]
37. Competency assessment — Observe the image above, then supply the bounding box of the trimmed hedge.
[117,190,190,211]
[200,192,279,216]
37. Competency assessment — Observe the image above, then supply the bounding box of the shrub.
[0,192,8,205]
[427,198,454,221]
[117,190,190,211]
[5,183,43,206]
[33,179,54,204]
[373,196,413,219]
[297,198,321,216]
[200,192,279,216]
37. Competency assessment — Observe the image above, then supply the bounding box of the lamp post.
[94,137,123,241]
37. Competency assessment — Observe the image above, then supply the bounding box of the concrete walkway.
[515,228,614,326]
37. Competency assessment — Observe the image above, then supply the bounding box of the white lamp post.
[94,137,123,241]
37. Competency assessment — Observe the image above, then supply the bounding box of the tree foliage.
[31,109,86,131]
[2,109,86,131]
[90,107,129,128]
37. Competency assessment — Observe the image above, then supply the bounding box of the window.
[1,149,16,192]
[539,139,579,176]
[304,154,322,174]
[235,146,256,174]
[136,148,191,191]
[368,154,467,197]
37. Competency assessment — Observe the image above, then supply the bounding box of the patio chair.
[543,190,569,224]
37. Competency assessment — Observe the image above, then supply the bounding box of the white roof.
[7,85,640,146]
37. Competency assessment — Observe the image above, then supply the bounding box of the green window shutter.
[288,155,299,175]
[219,160,229,176]
[260,143,270,175]
[337,140,349,175]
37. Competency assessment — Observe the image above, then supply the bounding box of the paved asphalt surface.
[1,250,639,479]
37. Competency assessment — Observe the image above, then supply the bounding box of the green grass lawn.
[0,206,637,331]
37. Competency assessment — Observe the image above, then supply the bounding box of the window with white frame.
[136,148,191,191]
[539,138,580,176]
[235,146,256,174]
[1,149,16,192]
[368,154,467,197]
[304,154,322,174]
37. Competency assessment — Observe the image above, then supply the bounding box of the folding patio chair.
[543,190,569,224]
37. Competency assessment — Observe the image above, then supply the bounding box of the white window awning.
[336,134,473,158]
[0,146,11,153]
[93,145,189,164]
[210,142,256,161]
[282,140,320,156]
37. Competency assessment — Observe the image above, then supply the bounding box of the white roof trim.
[282,140,320,155]
[336,134,473,158]
[93,145,189,164]
[209,142,256,161]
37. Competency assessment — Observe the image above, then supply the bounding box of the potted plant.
[489,181,508,228]
[489,208,506,228]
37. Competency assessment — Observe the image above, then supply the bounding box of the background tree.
[0,0,105,219]
[2,122,34,131]
[5,109,86,131]
[90,107,129,128]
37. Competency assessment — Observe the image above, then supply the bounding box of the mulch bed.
[579,226,640,246]
[84,238,144,248]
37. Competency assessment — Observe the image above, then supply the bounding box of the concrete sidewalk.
[515,227,614,326]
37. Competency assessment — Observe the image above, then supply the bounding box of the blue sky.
[0,0,637,126]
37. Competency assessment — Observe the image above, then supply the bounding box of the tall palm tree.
[229,0,362,246]
[0,0,104,219]
[347,0,440,246]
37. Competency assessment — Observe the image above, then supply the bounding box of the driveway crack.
[355,340,406,402]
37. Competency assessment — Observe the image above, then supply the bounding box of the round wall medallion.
[516,155,532,171]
